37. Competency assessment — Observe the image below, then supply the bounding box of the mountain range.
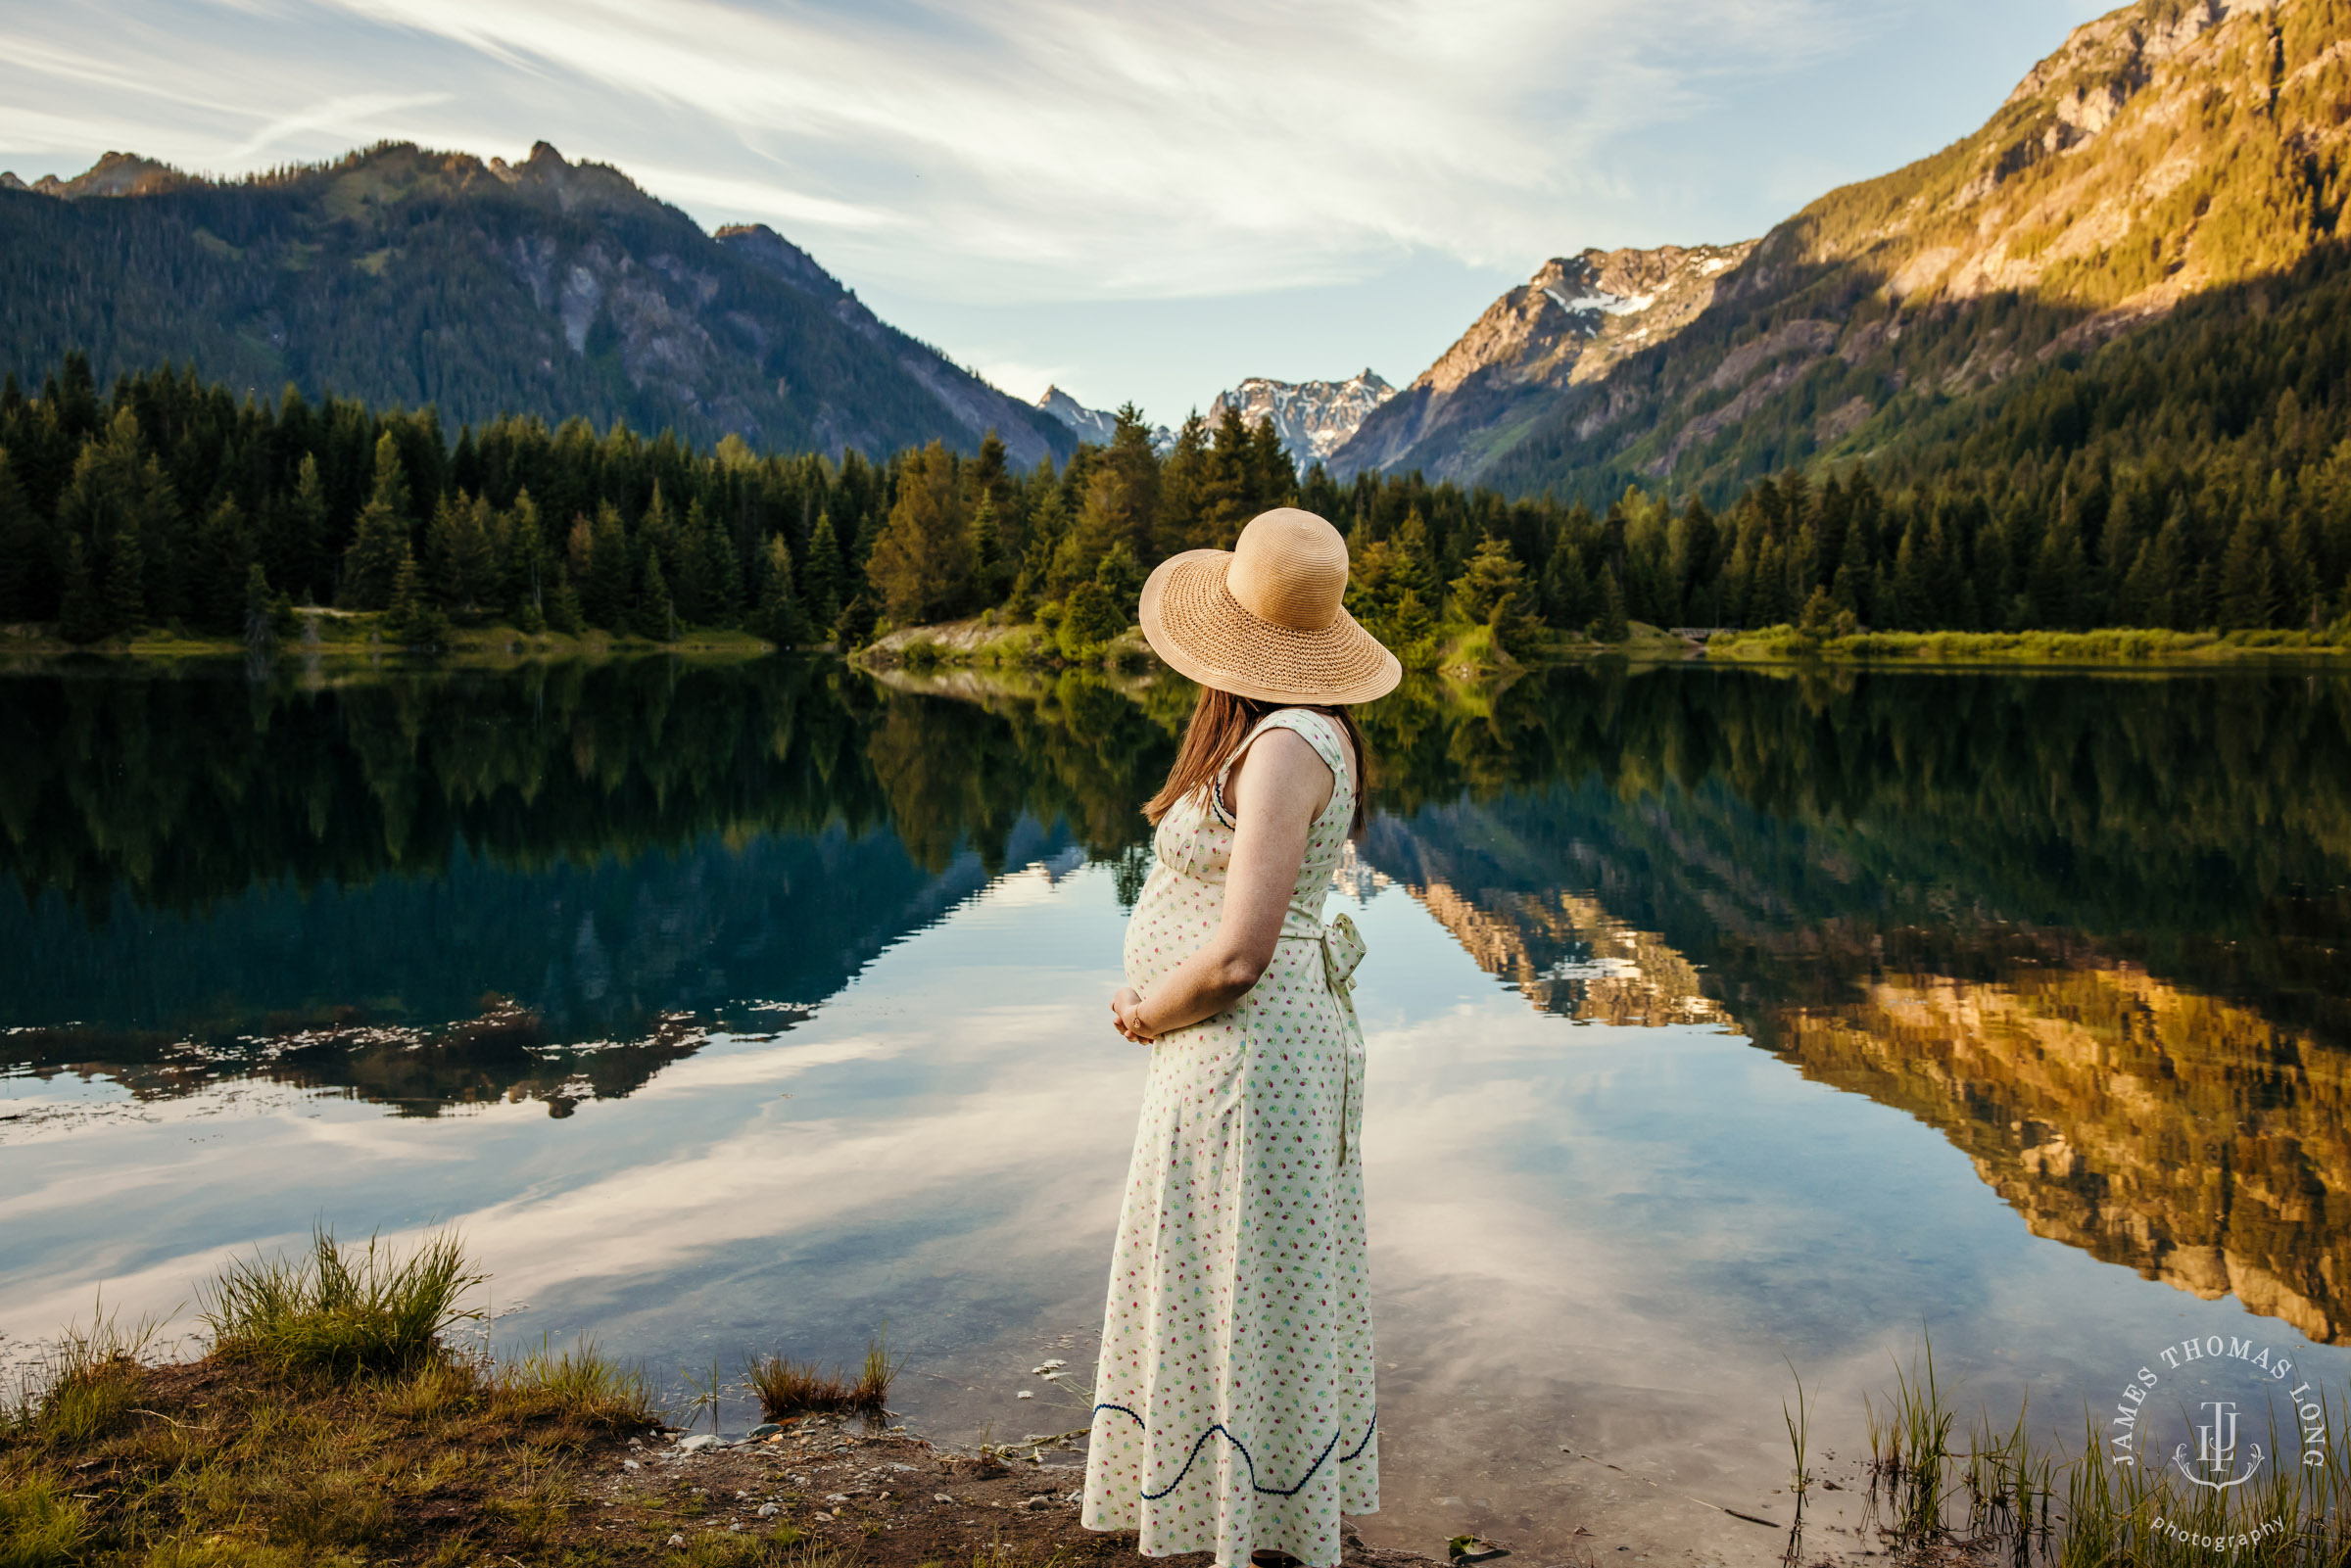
[4,0,2342,505]
[1035,371,1396,470]
[0,141,1075,464]
[1335,0,2351,500]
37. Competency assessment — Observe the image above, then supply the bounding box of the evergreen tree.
[1454,535,1540,656]
[2217,516,2277,629]
[711,517,744,626]
[1594,563,1630,642]
[104,525,146,635]
[1057,579,1126,659]
[1155,412,1210,556]
[0,455,38,621]
[426,493,497,616]
[585,502,632,631]
[547,571,585,635]
[194,495,254,636]
[381,547,450,648]
[1540,543,1593,631]
[677,499,719,626]
[275,452,328,602]
[866,442,970,625]
[1798,584,1839,640]
[970,493,1009,605]
[340,434,415,610]
[1246,415,1295,508]
[58,534,106,643]
[755,535,812,647]
[1346,538,1437,658]
[636,546,676,641]
[803,511,842,629]
[242,562,277,651]
[1196,404,1255,547]
[1093,539,1145,604]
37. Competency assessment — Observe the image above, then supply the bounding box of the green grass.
[1708,624,2351,663]
[1,610,778,666]
[0,1477,88,1568]
[492,1334,659,1430]
[201,1226,483,1377]
[0,1235,675,1564]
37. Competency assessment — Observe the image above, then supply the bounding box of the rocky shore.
[615,1412,1442,1568]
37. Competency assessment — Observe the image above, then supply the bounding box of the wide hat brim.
[1137,547,1403,706]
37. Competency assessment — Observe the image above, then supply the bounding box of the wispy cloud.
[1,0,1870,299]
[0,0,2110,411]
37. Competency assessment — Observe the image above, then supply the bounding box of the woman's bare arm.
[1112,729,1334,1042]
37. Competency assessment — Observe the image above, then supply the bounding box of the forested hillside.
[1356,0,2350,512]
[0,141,1073,465]
[3,351,2346,656]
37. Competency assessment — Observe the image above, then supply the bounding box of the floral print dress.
[1082,707,1377,1567]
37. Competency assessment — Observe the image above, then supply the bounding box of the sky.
[0,0,2110,422]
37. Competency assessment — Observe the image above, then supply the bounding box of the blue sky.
[0,0,2107,422]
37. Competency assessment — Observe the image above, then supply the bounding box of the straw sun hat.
[1137,507,1403,706]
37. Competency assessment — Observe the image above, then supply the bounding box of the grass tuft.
[9,1299,160,1449]
[745,1322,900,1419]
[201,1225,483,1378]
[0,1476,88,1568]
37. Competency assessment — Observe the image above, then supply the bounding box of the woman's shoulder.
[1250,708,1353,788]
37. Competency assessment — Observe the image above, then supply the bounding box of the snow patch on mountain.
[1208,369,1396,470]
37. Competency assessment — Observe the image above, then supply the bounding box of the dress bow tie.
[1320,912,1367,995]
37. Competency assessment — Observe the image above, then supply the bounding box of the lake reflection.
[4,657,2348,1561]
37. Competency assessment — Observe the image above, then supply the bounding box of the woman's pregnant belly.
[1122,865,1222,993]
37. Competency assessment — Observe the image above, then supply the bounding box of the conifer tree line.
[1,349,2347,655]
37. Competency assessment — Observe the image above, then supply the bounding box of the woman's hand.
[1111,986,1158,1043]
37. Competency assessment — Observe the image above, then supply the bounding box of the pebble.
[757,1502,781,1517]
[935,1494,955,1504]
[679,1434,721,1453]
[1017,1391,1034,1400]
[825,1494,850,1503]
[747,1423,783,1440]
[667,1535,686,1547]
[622,1459,642,1471]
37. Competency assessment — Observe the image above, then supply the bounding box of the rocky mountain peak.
[1408,240,1754,405]
[13,151,183,200]
[1209,370,1396,470]
[1033,387,1175,453]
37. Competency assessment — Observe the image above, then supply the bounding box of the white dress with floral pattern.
[1081,707,1377,1567]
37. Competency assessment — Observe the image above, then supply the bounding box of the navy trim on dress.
[1093,1402,1375,1499]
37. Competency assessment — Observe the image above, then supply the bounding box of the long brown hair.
[1144,688,1369,836]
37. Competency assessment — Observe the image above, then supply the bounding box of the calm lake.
[5,656,2349,1562]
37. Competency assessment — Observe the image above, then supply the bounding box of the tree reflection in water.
[2,656,2347,1336]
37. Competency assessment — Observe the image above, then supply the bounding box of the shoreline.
[1,1341,1448,1568]
[0,612,782,670]
[1701,623,2351,666]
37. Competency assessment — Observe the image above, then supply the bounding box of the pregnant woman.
[1080,507,1402,1568]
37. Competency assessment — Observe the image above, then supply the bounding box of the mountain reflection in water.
[3,657,2347,1342]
